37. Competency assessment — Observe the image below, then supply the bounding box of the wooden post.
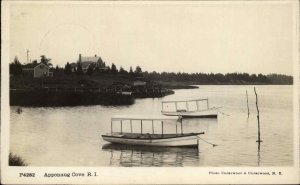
[254,87,262,143]
[246,90,250,116]
[111,120,113,134]
[176,124,178,135]
[130,120,132,133]
[197,138,200,152]
[175,102,178,111]
[120,120,123,134]
[152,120,154,134]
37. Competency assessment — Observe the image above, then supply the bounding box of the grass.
[9,153,27,166]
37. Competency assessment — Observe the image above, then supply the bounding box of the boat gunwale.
[111,115,179,121]
[102,132,204,140]
[161,99,208,103]
[161,107,219,114]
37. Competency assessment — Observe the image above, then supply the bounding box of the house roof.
[70,63,77,68]
[81,61,93,68]
[22,62,49,69]
[80,56,102,63]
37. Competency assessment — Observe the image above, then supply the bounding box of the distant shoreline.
[160,81,293,90]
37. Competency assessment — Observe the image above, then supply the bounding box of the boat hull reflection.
[102,143,200,167]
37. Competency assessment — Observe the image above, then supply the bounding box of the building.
[78,54,105,73]
[22,62,52,78]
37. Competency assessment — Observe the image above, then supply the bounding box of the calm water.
[10,85,294,167]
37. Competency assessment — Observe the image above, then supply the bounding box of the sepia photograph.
[1,0,299,184]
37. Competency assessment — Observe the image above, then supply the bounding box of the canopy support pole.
[141,120,143,135]
[181,122,183,136]
[161,121,164,137]
[186,101,189,111]
[207,99,209,109]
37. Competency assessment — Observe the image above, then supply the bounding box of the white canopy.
[111,114,180,121]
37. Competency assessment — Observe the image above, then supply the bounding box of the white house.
[22,62,52,78]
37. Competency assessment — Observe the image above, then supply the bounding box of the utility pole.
[27,49,30,63]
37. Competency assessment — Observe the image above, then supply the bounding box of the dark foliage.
[40,55,52,67]
[9,153,27,166]
[10,57,23,76]
[142,71,293,85]
[111,63,118,74]
[76,62,84,75]
[64,62,72,75]
[86,64,95,76]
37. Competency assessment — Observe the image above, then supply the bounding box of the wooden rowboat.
[161,99,218,118]
[101,115,204,147]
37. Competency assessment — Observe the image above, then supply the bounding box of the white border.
[1,1,299,184]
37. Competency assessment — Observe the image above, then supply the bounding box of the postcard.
[1,0,299,184]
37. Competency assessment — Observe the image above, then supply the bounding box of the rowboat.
[161,99,218,118]
[101,115,204,147]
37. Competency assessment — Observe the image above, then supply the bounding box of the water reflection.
[102,144,199,167]
[183,118,218,133]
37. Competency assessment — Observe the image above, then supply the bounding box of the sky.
[9,1,296,75]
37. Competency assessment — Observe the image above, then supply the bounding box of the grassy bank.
[9,153,27,166]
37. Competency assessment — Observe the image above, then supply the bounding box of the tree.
[86,64,94,76]
[119,66,128,74]
[64,62,72,75]
[134,66,142,74]
[111,63,118,74]
[40,55,52,67]
[10,56,22,75]
[76,62,83,75]
[129,66,133,74]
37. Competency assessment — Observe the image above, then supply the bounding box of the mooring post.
[254,87,262,143]
[111,120,113,134]
[246,90,250,117]
[120,120,123,134]
[161,121,164,137]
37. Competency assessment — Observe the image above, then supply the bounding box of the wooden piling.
[246,90,250,116]
[254,87,262,143]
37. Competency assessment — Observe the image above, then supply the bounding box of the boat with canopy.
[161,99,218,118]
[101,115,204,147]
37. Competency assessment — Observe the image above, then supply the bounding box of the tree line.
[10,56,293,85]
